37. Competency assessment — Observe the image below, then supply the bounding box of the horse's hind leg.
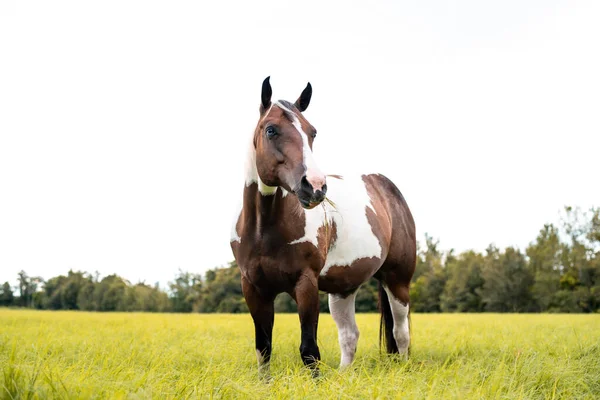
[329,292,359,368]
[380,278,411,356]
[385,283,410,355]
[379,228,415,356]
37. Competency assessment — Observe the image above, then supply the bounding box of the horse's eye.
[266,126,277,139]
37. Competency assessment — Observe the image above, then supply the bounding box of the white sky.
[1,0,599,287]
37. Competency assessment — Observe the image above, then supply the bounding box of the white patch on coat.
[244,127,258,187]
[329,292,359,368]
[256,348,264,365]
[321,176,382,274]
[257,178,277,195]
[383,285,410,355]
[360,174,378,215]
[256,348,270,375]
[288,175,382,273]
[230,197,243,243]
[289,204,332,246]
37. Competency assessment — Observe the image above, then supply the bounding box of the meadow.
[0,309,599,399]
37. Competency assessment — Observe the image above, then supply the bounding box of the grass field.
[1,309,599,399]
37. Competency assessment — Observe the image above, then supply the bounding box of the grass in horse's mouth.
[321,197,339,239]
[323,197,337,210]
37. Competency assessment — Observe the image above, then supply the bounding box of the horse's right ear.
[260,76,272,113]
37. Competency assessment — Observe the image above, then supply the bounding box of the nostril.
[321,184,327,195]
[300,176,310,189]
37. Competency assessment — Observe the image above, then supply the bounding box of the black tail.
[378,282,399,353]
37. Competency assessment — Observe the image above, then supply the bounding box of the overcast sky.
[1,0,599,287]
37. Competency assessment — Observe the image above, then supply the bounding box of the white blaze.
[291,118,325,191]
[275,101,326,192]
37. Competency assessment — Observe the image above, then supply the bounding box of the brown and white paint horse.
[230,77,416,373]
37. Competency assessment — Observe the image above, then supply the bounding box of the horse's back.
[363,173,415,242]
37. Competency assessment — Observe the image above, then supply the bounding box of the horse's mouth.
[298,197,322,210]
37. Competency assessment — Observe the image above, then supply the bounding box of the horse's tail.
[378,281,399,353]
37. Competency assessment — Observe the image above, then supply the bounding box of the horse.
[230,77,416,374]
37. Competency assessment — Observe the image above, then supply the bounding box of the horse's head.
[253,77,327,210]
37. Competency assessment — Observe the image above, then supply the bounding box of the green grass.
[0,309,599,399]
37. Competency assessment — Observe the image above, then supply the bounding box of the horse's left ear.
[260,76,272,113]
[294,82,312,112]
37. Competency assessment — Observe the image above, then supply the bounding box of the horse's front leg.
[294,271,321,370]
[241,276,274,376]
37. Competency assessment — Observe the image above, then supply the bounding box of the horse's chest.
[234,232,309,262]
[230,176,386,289]
[232,225,325,285]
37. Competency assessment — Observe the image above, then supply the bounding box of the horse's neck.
[243,147,295,230]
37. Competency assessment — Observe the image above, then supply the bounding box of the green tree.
[127,282,171,312]
[16,271,43,308]
[0,282,14,306]
[92,275,129,311]
[169,270,203,312]
[441,250,485,312]
[479,246,535,312]
[77,280,97,311]
[410,235,447,312]
[274,293,297,312]
[355,278,378,312]
[555,206,600,312]
[526,224,562,311]
[197,263,247,313]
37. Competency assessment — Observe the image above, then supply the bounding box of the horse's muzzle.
[296,176,327,209]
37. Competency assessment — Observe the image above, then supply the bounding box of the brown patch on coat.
[318,256,380,296]
[365,174,417,294]
[316,219,337,256]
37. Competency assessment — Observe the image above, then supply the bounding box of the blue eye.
[266,126,277,139]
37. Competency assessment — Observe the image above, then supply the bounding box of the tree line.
[1,206,598,313]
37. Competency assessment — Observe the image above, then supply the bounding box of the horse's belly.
[321,228,382,275]
[318,255,382,294]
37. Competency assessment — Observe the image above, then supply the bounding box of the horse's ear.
[294,82,312,112]
[260,76,272,113]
